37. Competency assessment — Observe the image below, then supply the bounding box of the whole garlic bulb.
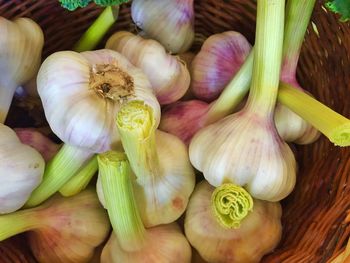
[185,181,282,263]
[106,31,190,105]
[0,17,44,123]
[38,49,160,153]
[131,0,195,53]
[0,124,44,214]
[191,31,252,101]
[102,224,192,263]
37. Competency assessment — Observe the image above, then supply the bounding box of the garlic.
[106,31,191,105]
[190,31,251,101]
[131,0,194,54]
[274,0,320,144]
[160,100,210,145]
[14,128,61,162]
[185,181,282,263]
[0,17,44,123]
[97,152,191,263]
[26,49,161,207]
[99,100,195,227]
[0,124,45,214]
[190,0,297,201]
[0,189,110,263]
[179,52,196,67]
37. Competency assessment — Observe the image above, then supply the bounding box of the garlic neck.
[0,83,17,123]
[0,208,41,240]
[98,151,147,251]
[117,100,163,182]
[89,64,135,102]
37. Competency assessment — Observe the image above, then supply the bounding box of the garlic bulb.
[0,124,44,214]
[97,152,191,263]
[15,128,61,162]
[190,0,297,202]
[107,100,195,226]
[160,100,210,145]
[191,31,251,101]
[26,49,161,207]
[106,31,190,105]
[185,181,282,263]
[0,189,110,263]
[131,0,194,53]
[274,0,320,144]
[0,17,44,123]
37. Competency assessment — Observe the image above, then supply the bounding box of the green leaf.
[59,0,92,11]
[93,0,130,7]
[325,0,350,22]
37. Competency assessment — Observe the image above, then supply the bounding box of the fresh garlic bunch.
[190,0,297,201]
[131,0,194,53]
[190,31,251,101]
[274,0,320,144]
[0,124,45,214]
[97,101,195,226]
[0,17,44,123]
[15,128,61,162]
[106,31,190,105]
[26,49,161,207]
[98,152,192,263]
[185,181,282,263]
[0,189,110,263]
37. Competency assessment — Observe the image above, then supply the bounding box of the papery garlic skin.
[97,130,195,227]
[101,223,192,263]
[131,0,194,54]
[106,31,190,105]
[160,100,209,145]
[0,17,44,123]
[28,189,110,263]
[189,110,296,202]
[185,181,282,263]
[37,49,160,153]
[190,31,251,101]
[0,124,44,214]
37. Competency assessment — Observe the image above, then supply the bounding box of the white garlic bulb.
[131,0,195,53]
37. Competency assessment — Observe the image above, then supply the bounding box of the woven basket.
[1,0,350,262]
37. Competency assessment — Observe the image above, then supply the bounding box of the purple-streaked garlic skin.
[185,181,282,263]
[160,100,209,145]
[15,128,61,162]
[101,223,192,263]
[131,0,194,54]
[189,109,297,202]
[28,189,110,263]
[191,31,251,102]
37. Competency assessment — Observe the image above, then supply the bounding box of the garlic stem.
[281,0,316,80]
[211,184,253,229]
[0,84,16,123]
[116,100,161,183]
[98,151,147,251]
[59,155,98,197]
[245,0,285,116]
[278,83,350,146]
[25,144,93,207]
[205,51,253,125]
[74,6,119,52]
[0,209,40,240]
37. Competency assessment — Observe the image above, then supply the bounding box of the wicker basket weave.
[0,0,350,262]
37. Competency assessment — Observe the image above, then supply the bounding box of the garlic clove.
[0,17,44,123]
[185,181,282,263]
[190,31,252,101]
[159,100,210,145]
[0,124,45,214]
[189,109,297,202]
[106,31,191,105]
[131,0,195,54]
[101,223,192,263]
